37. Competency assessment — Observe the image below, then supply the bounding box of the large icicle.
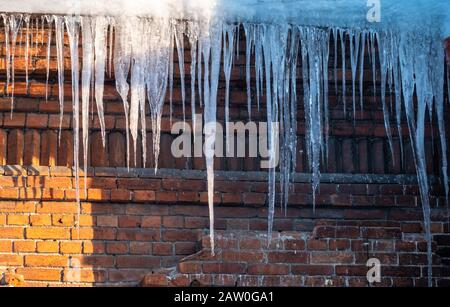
[146,18,172,172]
[113,17,132,168]
[223,24,236,151]
[94,16,109,147]
[45,15,53,101]
[54,16,65,141]
[81,17,94,193]
[244,24,254,119]
[7,14,22,109]
[65,16,81,227]
[187,21,199,139]
[174,22,186,123]
[202,21,222,254]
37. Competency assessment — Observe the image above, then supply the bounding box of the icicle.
[129,18,144,165]
[65,15,81,229]
[370,32,377,104]
[40,16,45,46]
[202,22,222,255]
[254,27,263,111]
[145,18,172,172]
[359,31,366,112]
[168,22,174,124]
[398,30,433,287]
[45,15,53,101]
[197,38,203,107]
[34,17,39,58]
[2,14,11,96]
[175,22,186,123]
[81,17,94,194]
[340,29,346,115]
[94,16,109,147]
[332,28,338,96]
[54,16,65,142]
[223,24,236,151]
[300,27,329,212]
[377,32,394,157]
[108,19,114,78]
[349,30,360,121]
[8,14,23,110]
[322,29,330,165]
[187,21,199,141]
[24,15,30,91]
[430,39,448,203]
[244,24,254,119]
[113,17,132,169]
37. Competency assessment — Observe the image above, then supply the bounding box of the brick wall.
[0,22,449,286]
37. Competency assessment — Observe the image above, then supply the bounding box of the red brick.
[110,189,132,201]
[162,229,200,242]
[96,215,118,227]
[13,240,35,252]
[0,227,24,239]
[133,190,156,202]
[26,227,70,239]
[130,242,152,254]
[162,216,184,228]
[141,216,161,228]
[83,241,106,254]
[52,214,74,226]
[247,264,289,275]
[3,112,26,127]
[152,242,173,255]
[72,228,116,240]
[0,254,23,266]
[156,191,178,202]
[311,252,354,264]
[26,113,48,128]
[116,256,160,268]
[60,241,83,254]
[37,202,77,214]
[25,255,68,267]
[36,241,59,253]
[243,193,266,205]
[291,265,334,275]
[7,214,29,225]
[117,178,161,190]
[118,216,141,228]
[140,273,168,286]
[178,261,202,274]
[203,263,246,274]
[106,242,129,254]
[268,251,309,263]
[0,240,13,252]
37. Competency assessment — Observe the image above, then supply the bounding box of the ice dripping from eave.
[0,14,448,285]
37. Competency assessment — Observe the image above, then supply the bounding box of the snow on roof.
[0,0,449,37]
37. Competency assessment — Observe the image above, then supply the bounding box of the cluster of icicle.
[1,14,449,286]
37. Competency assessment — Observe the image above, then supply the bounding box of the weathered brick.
[25,255,69,267]
[26,227,70,239]
[16,268,61,281]
[247,264,289,275]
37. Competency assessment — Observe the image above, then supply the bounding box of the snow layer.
[0,0,449,37]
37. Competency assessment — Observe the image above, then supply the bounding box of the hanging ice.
[0,0,449,286]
